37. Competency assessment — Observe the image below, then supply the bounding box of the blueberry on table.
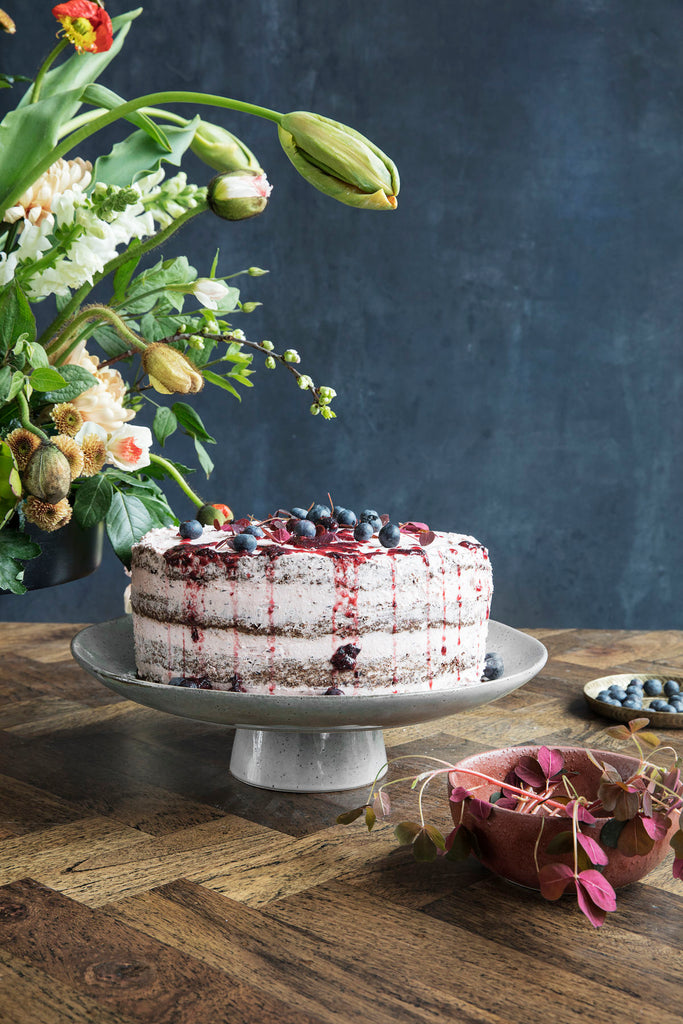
[622,697,642,709]
[232,533,258,552]
[664,679,680,697]
[649,699,669,712]
[644,678,663,696]
[293,519,316,538]
[482,652,504,680]
[354,522,374,542]
[608,686,628,702]
[596,690,613,703]
[378,523,401,548]
[179,519,203,540]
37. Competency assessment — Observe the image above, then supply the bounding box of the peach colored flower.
[65,348,135,433]
[3,158,92,227]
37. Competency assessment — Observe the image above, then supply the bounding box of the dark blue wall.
[1,0,682,627]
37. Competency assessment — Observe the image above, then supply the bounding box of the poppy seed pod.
[277,111,399,210]
[23,442,72,504]
[207,170,272,221]
[141,343,204,395]
[191,120,263,175]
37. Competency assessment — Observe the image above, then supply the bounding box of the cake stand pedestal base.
[229,726,388,792]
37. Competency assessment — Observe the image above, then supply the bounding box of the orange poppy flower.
[52,1,113,53]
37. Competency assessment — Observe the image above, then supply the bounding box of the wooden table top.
[0,623,681,1024]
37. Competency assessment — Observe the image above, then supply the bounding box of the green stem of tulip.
[48,305,148,364]
[16,391,48,441]
[0,92,282,219]
[29,38,68,104]
[58,106,189,139]
[39,201,207,356]
[149,453,203,508]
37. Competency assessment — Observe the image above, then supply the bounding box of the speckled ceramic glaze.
[448,746,679,889]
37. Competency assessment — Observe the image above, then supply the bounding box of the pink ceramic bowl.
[448,745,679,889]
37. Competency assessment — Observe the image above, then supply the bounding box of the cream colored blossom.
[65,348,135,433]
[3,158,92,226]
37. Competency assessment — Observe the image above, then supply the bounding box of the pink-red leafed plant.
[337,718,683,928]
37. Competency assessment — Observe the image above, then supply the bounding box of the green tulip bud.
[248,267,269,276]
[260,340,274,351]
[297,374,314,390]
[310,403,320,416]
[191,120,263,174]
[278,111,399,211]
[207,170,272,221]
[141,343,204,395]
[23,442,71,504]
[318,386,337,405]
[283,349,300,364]
[264,356,276,370]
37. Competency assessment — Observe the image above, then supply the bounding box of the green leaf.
[0,529,41,594]
[599,818,626,850]
[173,401,216,443]
[124,257,197,317]
[105,490,153,566]
[201,368,241,399]
[424,824,446,851]
[336,807,366,826]
[135,492,176,528]
[544,831,575,855]
[394,821,422,845]
[112,249,142,303]
[0,281,36,356]
[88,322,135,359]
[194,438,214,478]
[30,367,67,392]
[25,342,50,369]
[413,828,438,862]
[365,806,376,832]
[153,406,177,446]
[38,364,97,403]
[91,117,201,188]
[81,84,171,152]
[444,826,473,862]
[0,367,12,405]
[73,475,114,529]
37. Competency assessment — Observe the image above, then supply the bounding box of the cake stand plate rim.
[71,616,547,731]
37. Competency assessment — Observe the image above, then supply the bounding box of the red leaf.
[495,796,520,810]
[419,530,436,547]
[565,800,598,825]
[537,746,564,780]
[449,786,472,805]
[575,883,607,928]
[469,797,493,821]
[576,869,617,912]
[513,756,546,789]
[538,862,574,901]
[269,528,291,544]
[617,817,655,857]
[577,832,609,866]
[641,813,670,841]
[673,857,683,881]
[379,514,390,526]
[400,521,430,534]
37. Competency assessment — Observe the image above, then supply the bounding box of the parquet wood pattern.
[0,623,681,1024]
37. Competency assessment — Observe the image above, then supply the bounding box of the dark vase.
[22,519,104,591]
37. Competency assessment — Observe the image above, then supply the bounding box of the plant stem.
[0,91,282,218]
[29,38,68,104]
[47,304,148,363]
[16,391,48,441]
[37,202,207,354]
[149,453,203,508]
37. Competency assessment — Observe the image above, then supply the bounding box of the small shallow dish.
[584,673,683,729]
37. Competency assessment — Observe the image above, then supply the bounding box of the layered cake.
[130,512,493,695]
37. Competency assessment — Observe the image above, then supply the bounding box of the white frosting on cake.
[130,523,493,695]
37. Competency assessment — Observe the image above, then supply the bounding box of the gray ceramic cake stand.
[71,617,547,793]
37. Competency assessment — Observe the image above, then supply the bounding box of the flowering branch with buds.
[0,2,398,593]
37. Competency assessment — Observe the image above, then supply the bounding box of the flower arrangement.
[338,718,683,927]
[0,2,399,592]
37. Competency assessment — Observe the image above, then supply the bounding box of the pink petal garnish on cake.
[400,521,431,534]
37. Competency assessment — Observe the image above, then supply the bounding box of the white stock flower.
[191,278,231,309]
[105,425,153,470]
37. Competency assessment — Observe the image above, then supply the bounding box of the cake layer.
[131,522,493,694]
